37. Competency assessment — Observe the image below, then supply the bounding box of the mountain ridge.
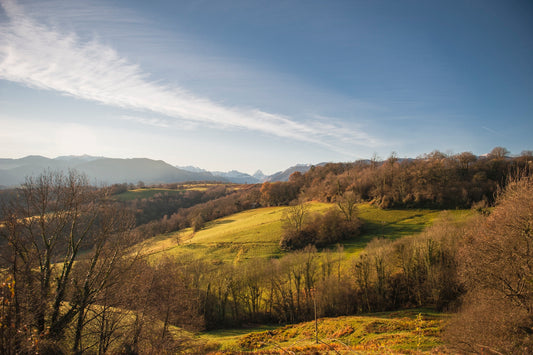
[0,155,317,187]
[0,156,218,187]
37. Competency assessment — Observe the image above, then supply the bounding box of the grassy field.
[197,309,448,354]
[343,205,470,256]
[113,188,185,201]
[137,202,470,263]
[113,184,237,201]
[140,202,332,262]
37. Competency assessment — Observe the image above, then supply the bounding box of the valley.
[1,151,531,354]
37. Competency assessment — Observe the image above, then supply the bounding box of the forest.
[0,147,532,354]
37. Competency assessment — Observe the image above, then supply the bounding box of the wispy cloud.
[119,115,170,128]
[482,126,500,135]
[0,0,378,152]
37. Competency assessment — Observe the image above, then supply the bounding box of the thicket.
[445,175,533,354]
[298,149,532,208]
[279,205,362,250]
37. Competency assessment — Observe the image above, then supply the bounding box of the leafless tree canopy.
[446,176,533,354]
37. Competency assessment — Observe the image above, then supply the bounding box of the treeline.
[295,148,532,208]
[180,215,461,329]
[120,147,533,252]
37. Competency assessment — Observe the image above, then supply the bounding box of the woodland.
[0,147,532,354]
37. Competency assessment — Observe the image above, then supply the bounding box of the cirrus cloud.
[0,0,379,152]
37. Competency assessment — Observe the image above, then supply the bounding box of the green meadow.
[113,188,185,201]
[197,309,447,354]
[113,184,232,201]
[138,202,469,262]
[140,202,331,262]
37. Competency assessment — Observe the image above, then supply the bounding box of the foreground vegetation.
[200,309,446,354]
[0,148,531,354]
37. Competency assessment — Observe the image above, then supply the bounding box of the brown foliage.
[280,206,362,250]
[298,148,529,209]
[446,176,533,354]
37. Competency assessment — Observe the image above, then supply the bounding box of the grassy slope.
[113,184,239,201]
[197,309,448,354]
[134,203,469,353]
[113,188,183,201]
[141,202,332,262]
[345,205,470,255]
[138,202,469,262]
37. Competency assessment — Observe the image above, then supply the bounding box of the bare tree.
[282,201,310,234]
[0,170,136,353]
[488,146,510,159]
[336,190,359,222]
[446,175,533,353]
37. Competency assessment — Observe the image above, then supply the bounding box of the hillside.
[1,150,530,354]
[199,309,447,354]
[137,202,451,262]
[140,202,331,262]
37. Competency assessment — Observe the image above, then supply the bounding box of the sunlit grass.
[142,202,332,262]
[137,202,472,262]
[113,188,184,201]
[112,183,240,201]
[199,309,448,354]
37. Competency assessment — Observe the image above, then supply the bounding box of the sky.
[0,0,532,174]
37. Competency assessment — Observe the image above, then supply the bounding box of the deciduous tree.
[0,170,136,353]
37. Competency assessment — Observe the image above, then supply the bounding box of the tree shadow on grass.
[361,219,428,239]
[342,219,429,254]
[209,219,236,226]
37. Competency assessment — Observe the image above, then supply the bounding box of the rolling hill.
[136,202,451,263]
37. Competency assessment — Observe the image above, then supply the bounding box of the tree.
[488,146,510,159]
[0,170,136,353]
[282,201,309,234]
[455,151,477,173]
[336,190,359,222]
[446,175,533,353]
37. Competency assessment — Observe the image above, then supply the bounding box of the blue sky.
[0,0,532,174]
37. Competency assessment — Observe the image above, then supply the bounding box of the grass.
[113,183,239,201]
[138,202,471,263]
[141,202,332,262]
[113,188,184,201]
[342,204,450,255]
[198,309,449,354]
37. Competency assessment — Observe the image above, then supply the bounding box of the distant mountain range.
[177,164,315,184]
[0,155,316,188]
